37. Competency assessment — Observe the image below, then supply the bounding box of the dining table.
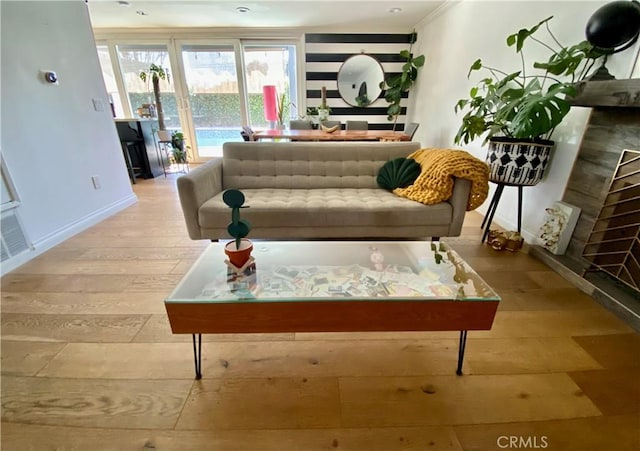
[252,129,411,142]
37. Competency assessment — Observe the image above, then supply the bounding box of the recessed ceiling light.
[117,1,130,7]
[388,7,402,13]
[136,10,148,15]
[236,6,251,13]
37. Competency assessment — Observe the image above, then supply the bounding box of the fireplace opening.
[582,149,640,293]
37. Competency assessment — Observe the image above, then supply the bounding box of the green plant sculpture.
[223,189,251,250]
[431,242,444,264]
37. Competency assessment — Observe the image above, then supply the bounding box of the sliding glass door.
[175,41,300,159]
[116,45,179,131]
[95,37,301,161]
[242,44,299,128]
[177,43,245,158]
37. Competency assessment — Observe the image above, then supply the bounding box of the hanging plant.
[379,32,425,130]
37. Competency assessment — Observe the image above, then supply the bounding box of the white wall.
[410,1,638,243]
[1,0,136,274]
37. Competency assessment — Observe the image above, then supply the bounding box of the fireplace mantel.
[569,78,640,108]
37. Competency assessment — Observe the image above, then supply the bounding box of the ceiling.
[87,0,448,30]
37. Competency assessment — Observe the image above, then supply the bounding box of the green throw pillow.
[377,157,421,191]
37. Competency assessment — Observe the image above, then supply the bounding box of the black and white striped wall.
[304,33,416,131]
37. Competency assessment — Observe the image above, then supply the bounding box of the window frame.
[94,32,304,161]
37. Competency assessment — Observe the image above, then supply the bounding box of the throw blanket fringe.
[393,148,489,211]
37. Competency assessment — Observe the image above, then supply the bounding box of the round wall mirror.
[337,54,384,107]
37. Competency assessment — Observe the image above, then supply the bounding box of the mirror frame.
[337,53,384,107]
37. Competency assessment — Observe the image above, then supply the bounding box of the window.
[96,45,124,117]
[179,44,244,157]
[95,38,301,160]
[243,44,299,128]
[116,44,180,130]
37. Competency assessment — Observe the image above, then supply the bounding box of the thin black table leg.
[480,186,499,229]
[517,185,523,233]
[456,330,468,376]
[481,184,505,242]
[192,333,202,379]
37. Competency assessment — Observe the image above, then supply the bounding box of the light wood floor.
[2,175,639,451]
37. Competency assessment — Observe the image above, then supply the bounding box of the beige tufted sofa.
[177,141,472,241]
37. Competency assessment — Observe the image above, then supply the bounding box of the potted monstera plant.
[454,16,604,186]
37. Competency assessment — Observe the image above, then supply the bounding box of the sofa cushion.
[199,188,452,230]
[222,141,422,190]
[377,157,421,191]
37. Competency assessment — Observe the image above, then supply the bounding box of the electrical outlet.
[91,175,101,189]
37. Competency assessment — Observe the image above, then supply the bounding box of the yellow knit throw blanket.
[393,148,489,211]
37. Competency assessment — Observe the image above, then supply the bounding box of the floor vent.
[1,209,30,262]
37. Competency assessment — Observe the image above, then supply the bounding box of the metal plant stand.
[481,182,524,242]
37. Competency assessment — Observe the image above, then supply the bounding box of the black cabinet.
[115,119,167,179]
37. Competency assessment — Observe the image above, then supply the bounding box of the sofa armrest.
[448,178,472,236]
[177,158,224,240]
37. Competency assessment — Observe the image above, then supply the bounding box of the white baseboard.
[1,193,137,276]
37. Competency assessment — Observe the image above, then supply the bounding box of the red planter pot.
[224,239,253,268]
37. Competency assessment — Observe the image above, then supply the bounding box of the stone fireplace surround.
[529,78,640,331]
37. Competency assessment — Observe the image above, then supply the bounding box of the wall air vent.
[1,209,30,262]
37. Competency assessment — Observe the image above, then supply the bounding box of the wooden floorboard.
[1,376,193,429]
[1,423,465,451]
[2,174,638,450]
[338,373,601,427]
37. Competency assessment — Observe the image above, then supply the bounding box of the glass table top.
[165,241,500,304]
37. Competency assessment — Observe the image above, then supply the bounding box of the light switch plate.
[92,98,105,112]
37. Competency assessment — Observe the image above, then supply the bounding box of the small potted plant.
[454,16,604,186]
[276,92,288,129]
[170,131,188,165]
[223,189,253,269]
[306,106,319,129]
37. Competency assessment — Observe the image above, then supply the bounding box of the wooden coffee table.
[165,241,500,379]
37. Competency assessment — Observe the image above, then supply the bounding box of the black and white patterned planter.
[486,137,554,186]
